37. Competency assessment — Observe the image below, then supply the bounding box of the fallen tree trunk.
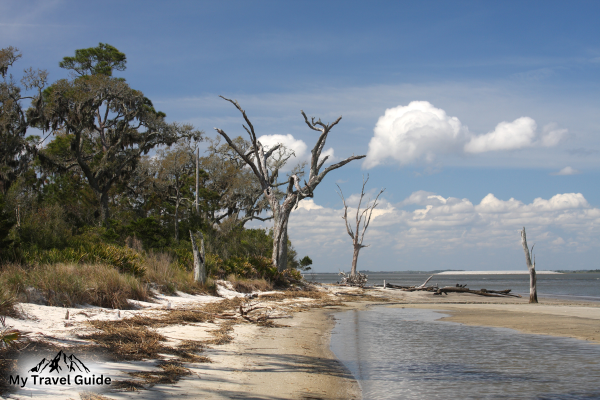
[435,286,522,298]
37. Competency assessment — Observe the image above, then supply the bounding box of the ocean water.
[330,307,600,400]
[308,272,600,301]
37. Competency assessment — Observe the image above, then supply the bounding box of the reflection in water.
[331,307,600,400]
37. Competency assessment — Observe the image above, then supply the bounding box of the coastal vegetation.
[0,43,325,321]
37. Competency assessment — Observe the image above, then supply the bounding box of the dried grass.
[258,289,331,301]
[0,285,16,317]
[0,263,148,309]
[144,252,207,295]
[227,274,272,293]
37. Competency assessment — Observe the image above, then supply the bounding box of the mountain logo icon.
[28,350,90,374]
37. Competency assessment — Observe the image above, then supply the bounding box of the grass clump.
[23,244,145,277]
[0,286,16,317]
[144,251,209,295]
[0,263,148,309]
[227,274,272,293]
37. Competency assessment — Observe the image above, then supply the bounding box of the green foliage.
[0,195,16,261]
[59,42,126,77]
[126,217,171,249]
[23,243,145,277]
[205,253,300,286]
[13,204,72,250]
[0,44,314,300]
[299,256,313,271]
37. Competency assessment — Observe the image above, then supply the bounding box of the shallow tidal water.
[310,272,600,301]
[330,307,600,400]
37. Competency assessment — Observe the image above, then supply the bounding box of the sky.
[2,0,600,272]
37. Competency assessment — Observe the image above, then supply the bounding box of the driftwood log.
[434,286,522,298]
[377,275,522,298]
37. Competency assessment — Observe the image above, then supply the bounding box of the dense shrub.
[126,217,171,249]
[14,204,72,250]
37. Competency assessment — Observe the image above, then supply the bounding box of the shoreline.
[3,285,600,399]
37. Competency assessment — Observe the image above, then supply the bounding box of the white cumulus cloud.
[363,101,468,168]
[258,134,307,159]
[464,117,537,153]
[257,133,335,170]
[364,101,567,168]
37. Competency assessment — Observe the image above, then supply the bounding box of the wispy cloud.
[551,166,580,176]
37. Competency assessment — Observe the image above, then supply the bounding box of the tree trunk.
[350,244,360,276]
[271,202,291,272]
[521,227,538,304]
[195,148,200,215]
[529,266,537,303]
[190,230,206,284]
[99,191,110,224]
[174,201,179,242]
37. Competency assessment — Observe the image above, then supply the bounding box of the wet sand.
[375,288,600,344]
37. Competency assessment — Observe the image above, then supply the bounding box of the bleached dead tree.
[190,230,206,284]
[337,176,385,276]
[215,96,365,271]
[520,227,538,303]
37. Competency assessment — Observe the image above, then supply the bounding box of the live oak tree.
[337,175,384,277]
[31,43,202,223]
[151,140,200,241]
[0,46,47,195]
[215,96,365,271]
[520,227,538,303]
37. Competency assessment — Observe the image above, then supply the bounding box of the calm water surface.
[331,307,600,400]
[309,272,600,301]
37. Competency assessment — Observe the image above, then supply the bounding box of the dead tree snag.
[215,97,365,271]
[337,175,385,276]
[520,227,538,303]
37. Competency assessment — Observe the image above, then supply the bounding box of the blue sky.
[3,0,600,271]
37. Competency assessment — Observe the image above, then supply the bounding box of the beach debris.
[434,286,522,298]
[375,275,522,298]
[380,275,439,291]
[338,271,368,287]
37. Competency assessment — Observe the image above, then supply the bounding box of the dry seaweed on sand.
[79,391,117,400]
[206,320,235,345]
[127,360,192,386]
[81,320,167,360]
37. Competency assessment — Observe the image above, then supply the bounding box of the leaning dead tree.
[520,227,538,303]
[215,97,365,271]
[337,176,385,277]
